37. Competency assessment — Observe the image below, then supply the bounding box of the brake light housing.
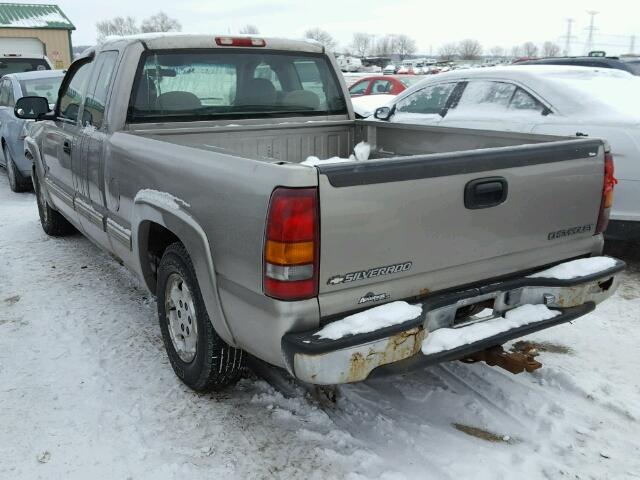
[264,187,319,301]
[215,36,266,47]
[595,152,617,234]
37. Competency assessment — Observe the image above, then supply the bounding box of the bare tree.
[393,34,417,60]
[304,28,337,51]
[510,45,522,58]
[239,24,259,34]
[96,16,139,42]
[521,41,539,58]
[489,46,505,58]
[375,35,395,56]
[458,39,483,60]
[438,42,459,61]
[351,33,371,58]
[140,12,181,33]
[542,41,561,57]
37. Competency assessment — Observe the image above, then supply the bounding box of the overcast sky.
[42,0,640,55]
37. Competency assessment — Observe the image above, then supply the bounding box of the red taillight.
[596,152,618,234]
[264,188,319,301]
[215,36,266,47]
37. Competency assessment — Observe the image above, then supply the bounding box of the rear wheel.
[157,242,244,392]
[33,168,74,236]
[4,146,31,192]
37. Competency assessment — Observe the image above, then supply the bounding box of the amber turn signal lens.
[265,240,314,265]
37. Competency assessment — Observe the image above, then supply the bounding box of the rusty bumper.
[281,257,625,385]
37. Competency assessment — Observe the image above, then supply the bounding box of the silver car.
[0,69,64,191]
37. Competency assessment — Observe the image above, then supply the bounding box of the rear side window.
[457,81,516,110]
[59,61,92,122]
[83,51,119,128]
[128,50,347,122]
[395,83,456,114]
[509,88,545,112]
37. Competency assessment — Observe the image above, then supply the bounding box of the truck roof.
[96,33,325,55]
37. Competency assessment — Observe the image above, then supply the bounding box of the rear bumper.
[282,257,625,385]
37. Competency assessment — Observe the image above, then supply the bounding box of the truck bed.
[128,120,560,164]
[126,120,605,325]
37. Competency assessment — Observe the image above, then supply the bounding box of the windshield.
[0,58,49,77]
[129,50,348,122]
[19,76,63,103]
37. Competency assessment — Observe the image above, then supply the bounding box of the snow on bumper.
[282,257,625,385]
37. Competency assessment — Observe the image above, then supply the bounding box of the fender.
[131,192,237,347]
[25,135,56,208]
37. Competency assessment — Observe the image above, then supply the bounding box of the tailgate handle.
[464,177,508,209]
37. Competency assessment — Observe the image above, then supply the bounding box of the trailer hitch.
[461,345,542,374]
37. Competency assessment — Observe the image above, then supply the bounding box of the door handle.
[464,177,508,209]
[63,140,71,155]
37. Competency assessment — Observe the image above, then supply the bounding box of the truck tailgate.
[316,139,605,316]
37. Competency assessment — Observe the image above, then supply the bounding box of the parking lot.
[2,173,639,479]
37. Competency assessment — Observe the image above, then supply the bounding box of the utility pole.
[562,18,576,56]
[584,10,598,54]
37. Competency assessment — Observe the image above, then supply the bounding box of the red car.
[348,75,422,97]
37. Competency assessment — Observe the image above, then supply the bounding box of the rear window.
[19,76,63,103]
[128,49,347,122]
[0,58,49,76]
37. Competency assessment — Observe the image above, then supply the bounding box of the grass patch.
[452,423,512,443]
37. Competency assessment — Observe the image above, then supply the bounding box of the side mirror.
[374,106,392,121]
[15,96,51,120]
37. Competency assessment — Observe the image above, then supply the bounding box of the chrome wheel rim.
[165,272,198,363]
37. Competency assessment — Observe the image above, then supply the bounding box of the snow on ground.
[1,172,640,479]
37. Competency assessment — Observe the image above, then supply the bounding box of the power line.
[584,10,598,54]
[562,18,576,56]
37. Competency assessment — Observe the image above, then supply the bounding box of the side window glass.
[59,61,93,122]
[371,80,392,94]
[509,88,545,113]
[396,83,456,114]
[455,81,516,112]
[83,51,118,129]
[349,80,369,95]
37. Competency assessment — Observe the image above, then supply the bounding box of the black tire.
[32,168,75,236]
[157,242,244,392]
[4,146,32,192]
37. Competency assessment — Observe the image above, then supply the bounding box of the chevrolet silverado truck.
[15,34,624,391]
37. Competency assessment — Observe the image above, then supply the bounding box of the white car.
[371,65,640,240]
[351,93,395,118]
[383,64,398,75]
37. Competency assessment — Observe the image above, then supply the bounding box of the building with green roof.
[0,3,75,67]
